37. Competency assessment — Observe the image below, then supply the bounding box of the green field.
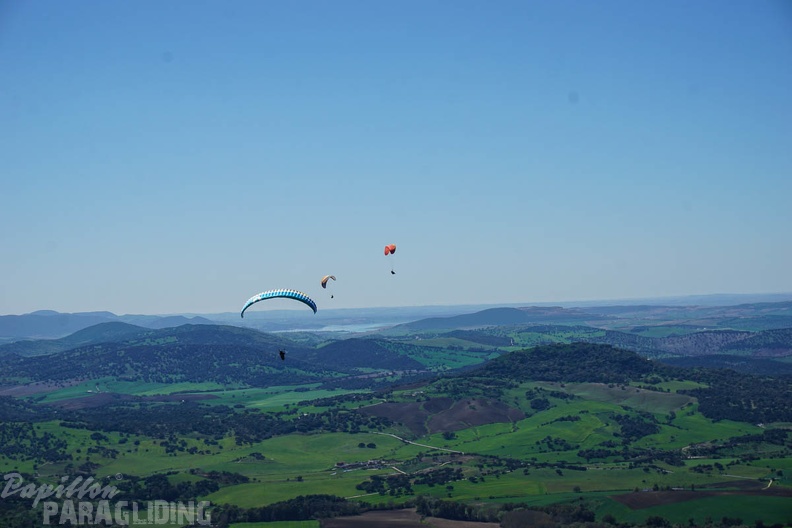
[627,325,703,338]
[29,379,369,410]
[32,378,232,402]
[3,331,790,528]
[397,344,496,370]
[198,385,370,408]
[6,390,786,517]
[596,494,792,526]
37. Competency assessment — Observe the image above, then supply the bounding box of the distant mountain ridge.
[390,306,606,332]
[0,311,216,341]
[0,322,150,357]
[0,324,428,387]
[0,325,323,386]
[587,329,757,357]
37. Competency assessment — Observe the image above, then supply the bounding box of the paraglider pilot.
[279,350,286,361]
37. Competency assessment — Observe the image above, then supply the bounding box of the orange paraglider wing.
[388,244,396,254]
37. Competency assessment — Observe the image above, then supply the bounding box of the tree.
[530,398,551,411]
[646,515,671,528]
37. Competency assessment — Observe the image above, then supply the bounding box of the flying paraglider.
[321,275,336,298]
[240,289,318,318]
[384,244,396,274]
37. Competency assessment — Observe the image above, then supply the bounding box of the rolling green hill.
[386,307,606,333]
[0,321,150,357]
[661,354,792,376]
[0,339,790,528]
[0,325,322,387]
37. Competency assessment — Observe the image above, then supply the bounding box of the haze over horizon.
[6,291,792,319]
[2,1,790,315]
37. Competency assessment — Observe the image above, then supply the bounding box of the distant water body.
[274,322,403,334]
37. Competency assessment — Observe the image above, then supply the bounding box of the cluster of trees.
[59,402,392,444]
[535,435,577,453]
[0,497,40,528]
[525,386,578,402]
[475,343,657,385]
[576,444,685,466]
[0,396,401,468]
[355,474,413,495]
[3,342,330,387]
[530,397,552,411]
[683,430,790,460]
[541,414,582,427]
[0,395,55,422]
[613,413,661,443]
[412,466,464,487]
[430,376,515,400]
[415,495,505,522]
[85,445,119,459]
[210,494,367,526]
[415,496,598,525]
[114,472,221,502]
[355,466,465,496]
[681,369,792,423]
[307,339,426,372]
[0,422,70,463]
[299,391,386,408]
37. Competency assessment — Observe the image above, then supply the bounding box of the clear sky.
[1,1,791,315]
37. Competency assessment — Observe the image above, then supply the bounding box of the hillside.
[0,310,217,341]
[0,325,315,385]
[0,325,432,392]
[470,343,659,384]
[2,340,330,386]
[660,354,792,376]
[719,327,792,355]
[0,339,790,528]
[0,311,120,340]
[0,321,149,357]
[299,339,425,371]
[389,307,605,333]
[408,323,792,372]
[587,329,755,357]
[579,300,792,331]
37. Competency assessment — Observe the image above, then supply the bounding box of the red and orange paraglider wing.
[384,244,396,255]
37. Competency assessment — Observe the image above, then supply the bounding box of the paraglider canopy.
[320,275,336,288]
[384,244,397,273]
[241,289,318,318]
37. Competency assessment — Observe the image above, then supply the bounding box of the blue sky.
[1,1,791,315]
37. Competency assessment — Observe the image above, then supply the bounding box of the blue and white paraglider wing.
[240,289,318,318]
